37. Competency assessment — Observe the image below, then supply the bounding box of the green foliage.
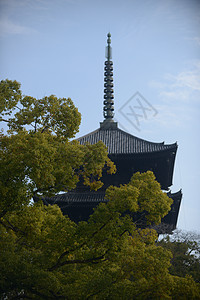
[1,201,200,299]
[0,79,22,116]
[0,80,116,216]
[106,171,172,226]
[159,230,200,283]
[0,79,81,139]
[0,79,200,299]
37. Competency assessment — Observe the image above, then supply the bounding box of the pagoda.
[45,33,182,233]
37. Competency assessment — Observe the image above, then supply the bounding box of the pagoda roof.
[43,190,181,205]
[43,191,106,204]
[77,126,177,155]
[40,189,182,231]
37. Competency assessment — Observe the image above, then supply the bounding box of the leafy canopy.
[0,79,116,216]
[0,79,81,139]
[159,230,200,283]
[1,190,199,299]
[0,79,199,299]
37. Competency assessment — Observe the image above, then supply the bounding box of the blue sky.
[0,0,200,232]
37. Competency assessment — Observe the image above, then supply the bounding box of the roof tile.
[77,127,177,154]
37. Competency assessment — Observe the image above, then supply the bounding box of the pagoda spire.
[103,32,114,120]
[100,33,117,129]
[100,33,118,129]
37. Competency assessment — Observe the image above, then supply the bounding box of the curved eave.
[109,145,177,157]
[38,189,182,233]
[76,127,177,155]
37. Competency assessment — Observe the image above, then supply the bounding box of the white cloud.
[0,17,37,36]
[154,103,192,128]
[150,61,200,101]
[165,65,200,91]
[119,61,200,134]
[175,71,200,90]
[159,89,190,102]
[147,61,200,130]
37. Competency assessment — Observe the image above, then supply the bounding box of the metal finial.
[106,32,112,60]
[107,32,111,44]
[103,33,114,121]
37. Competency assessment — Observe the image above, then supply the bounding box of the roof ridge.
[77,126,177,147]
[75,126,177,154]
[116,127,177,147]
[76,128,100,141]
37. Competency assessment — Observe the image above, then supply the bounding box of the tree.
[1,182,200,299]
[0,80,200,299]
[0,79,116,216]
[159,230,200,283]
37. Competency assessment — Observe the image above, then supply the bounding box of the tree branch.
[48,252,107,271]
[0,118,9,122]
[48,217,113,272]
[0,218,26,236]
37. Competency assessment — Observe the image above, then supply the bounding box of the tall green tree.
[0,79,115,216]
[159,230,200,283]
[1,177,200,299]
[0,80,200,299]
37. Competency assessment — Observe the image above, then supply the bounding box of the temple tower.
[41,33,182,233]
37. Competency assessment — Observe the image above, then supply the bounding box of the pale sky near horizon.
[0,0,200,232]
